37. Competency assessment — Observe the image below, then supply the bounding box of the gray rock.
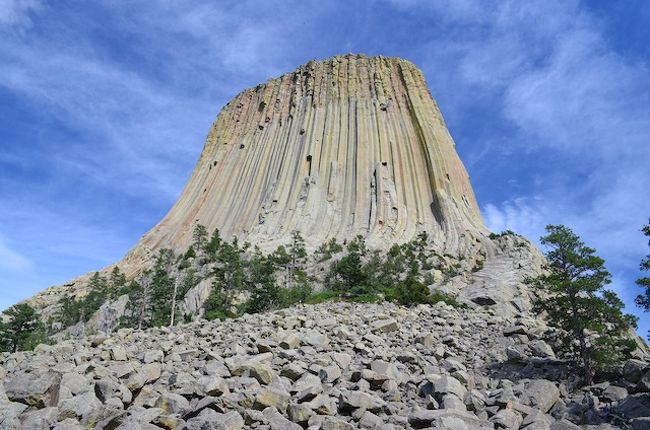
[111,345,128,361]
[262,406,302,430]
[61,372,90,396]
[624,360,647,384]
[255,387,290,412]
[155,392,191,416]
[5,369,61,407]
[530,340,555,358]
[280,333,301,349]
[618,393,650,419]
[339,390,384,412]
[550,419,581,430]
[434,375,467,400]
[371,319,399,333]
[57,391,102,422]
[490,408,522,429]
[287,403,314,423]
[519,379,560,413]
[600,385,628,402]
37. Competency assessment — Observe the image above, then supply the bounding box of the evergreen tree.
[0,304,47,352]
[193,223,208,252]
[635,219,650,311]
[81,272,108,321]
[108,267,127,300]
[205,238,246,320]
[325,236,372,294]
[205,228,223,261]
[635,219,650,339]
[529,225,635,384]
[149,249,175,327]
[56,295,82,328]
[314,238,343,262]
[245,251,280,313]
[118,279,146,329]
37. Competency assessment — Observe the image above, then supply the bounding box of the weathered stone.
[624,360,648,384]
[57,391,102,421]
[262,406,302,430]
[618,393,650,419]
[111,346,128,361]
[5,369,61,407]
[155,392,191,416]
[199,376,229,396]
[254,387,290,412]
[490,408,522,429]
[287,403,314,423]
[280,333,302,349]
[371,319,399,333]
[338,390,384,412]
[519,380,560,413]
[434,375,467,400]
[143,350,164,363]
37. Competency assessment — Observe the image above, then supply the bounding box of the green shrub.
[350,293,382,303]
[304,290,341,304]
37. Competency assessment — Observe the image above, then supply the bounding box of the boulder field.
[2,302,649,429]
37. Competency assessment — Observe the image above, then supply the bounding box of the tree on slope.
[81,272,108,321]
[530,224,635,385]
[635,219,650,338]
[0,304,47,352]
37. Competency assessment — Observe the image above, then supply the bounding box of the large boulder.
[519,380,560,413]
[5,369,61,408]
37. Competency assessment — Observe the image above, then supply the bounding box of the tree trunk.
[578,328,593,385]
[170,275,180,327]
[138,279,150,331]
[569,290,592,385]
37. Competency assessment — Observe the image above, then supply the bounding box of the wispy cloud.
[0,233,32,271]
[0,0,40,28]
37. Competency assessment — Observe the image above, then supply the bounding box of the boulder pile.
[1,302,649,429]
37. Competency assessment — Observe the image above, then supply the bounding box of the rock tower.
[122,54,486,272]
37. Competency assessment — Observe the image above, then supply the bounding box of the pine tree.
[205,228,223,262]
[108,267,127,299]
[530,225,636,384]
[245,250,280,313]
[193,223,208,254]
[81,272,108,321]
[635,219,650,310]
[56,295,82,328]
[0,304,47,352]
[149,249,174,327]
[205,238,246,320]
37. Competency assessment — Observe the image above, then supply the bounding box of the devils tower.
[119,54,486,274]
[3,55,649,430]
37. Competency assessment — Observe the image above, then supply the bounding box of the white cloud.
[0,233,32,271]
[0,0,40,28]
[482,198,549,243]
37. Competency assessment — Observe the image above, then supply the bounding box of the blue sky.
[1,0,648,335]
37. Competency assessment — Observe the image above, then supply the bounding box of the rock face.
[2,302,648,429]
[120,54,486,274]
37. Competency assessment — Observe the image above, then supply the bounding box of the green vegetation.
[53,267,129,329]
[315,238,344,262]
[0,303,48,352]
[528,225,636,385]
[635,219,650,339]
[488,230,516,239]
[48,223,463,334]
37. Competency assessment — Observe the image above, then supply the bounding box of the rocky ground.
[1,302,649,430]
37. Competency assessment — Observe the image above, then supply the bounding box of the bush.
[384,276,430,305]
[304,290,341,304]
